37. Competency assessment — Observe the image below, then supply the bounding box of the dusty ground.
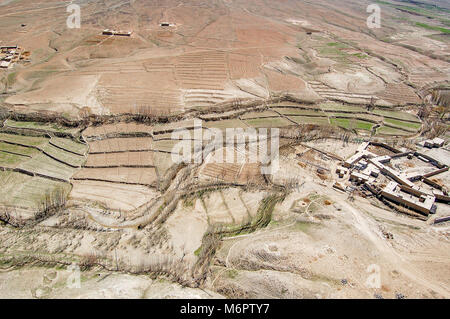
[1,0,449,118]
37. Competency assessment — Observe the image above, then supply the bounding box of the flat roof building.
[344,150,376,168]
[424,138,445,149]
[102,29,132,36]
[381,182,435,215]
[350,171,371,184]
[0,61,10,68]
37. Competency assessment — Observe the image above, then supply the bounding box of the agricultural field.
[0,171,71,211]
[50,137,88,156]
[0,133,86,174]
[88,138,153,153]
[288,115,330,126]
[232,103,424,135]
[0,141,39,157]
[383,118,422,132]
[243,117,294,128]
[42,144,86,167]
[17,152,77,181]
[0,130,86,210]
[375,126,413,136]
[70,180,158,211]
[275,108,327,117]
[5,120,80,135]
[73,167,158,186]
[330,118,375,131]
[83,123,153,138]
[85,152,154,168]
[0,133,49,148]
[0,151,25,167]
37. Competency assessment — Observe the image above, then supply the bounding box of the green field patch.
[0,133,49,148]
[319,103,367,113]
[372,109,420,122]
[376,126,411,136]
[0,152,24,167]
[0,142,39,157]
[0,171,31,198]
[426,33,450,43]
[18,153,76,181]
[326,42,348,48]
[274,107,325,117]
[243,117,293,128]
[0,171,70,210]
[50,137,88,155]
[6,120,80,135]
[377,1,450,17]
[330,118,374,131]
[317,43,350,57]
[328,112,381,122]
[318,47,346,57]
[352,53,369,59]
[43,144,86,167]
[7,72,17,86]
[415,22,450,34]
[204,119,248,130]
[240,110,279,120]
[383,118,421,132]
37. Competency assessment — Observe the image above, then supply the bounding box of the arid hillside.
[0,0,449,118]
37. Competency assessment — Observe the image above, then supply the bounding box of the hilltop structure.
[338,141,449,216]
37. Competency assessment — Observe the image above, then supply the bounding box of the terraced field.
[42,144,86,167]
[0,100,425,212]
[288,115,330,126]
[0,142,39,157]
[376,83,422,105]
[0,133,49,148]
[376,126,412,136]
[267,102,422,135]
[329,118,375,131]
[243,117,294,128]
[176,51,228,91]
[383,118,422,132]
[85,152,154,168]
[50,137,88,156]
[0,171,71,211]
[0,129,88,211]
[0,132,87,173]
[309,80,376,104]
[70,180,158,211]
[83,123,153,138]
[5,120,80,135]
[88,138,153,153]
[73,167,158,186]
[179,188,267,226]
